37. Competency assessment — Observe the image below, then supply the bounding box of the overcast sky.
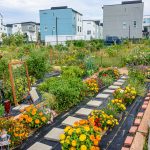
[0,0,149,24]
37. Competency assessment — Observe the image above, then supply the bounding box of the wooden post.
[50,49,53,65]
[8,63,18,106]
[8,61,31,106]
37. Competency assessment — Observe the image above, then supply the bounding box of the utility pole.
[129,25,131,40]
[56,17,58,45]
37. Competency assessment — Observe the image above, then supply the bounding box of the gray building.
[103,0,144,39]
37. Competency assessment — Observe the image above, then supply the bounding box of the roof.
[104,0,143,7]
[6,24,13,27]
[40,6,82,16]
[83,20,101,26]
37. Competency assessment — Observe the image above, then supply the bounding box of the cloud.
[0,0,149,24]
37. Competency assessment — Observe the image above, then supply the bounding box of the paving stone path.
[26,76,127,150]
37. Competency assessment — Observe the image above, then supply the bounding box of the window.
[80,27,82,32]
[44,26,48,31]
[133,21,137,28]
[78,26,80,32]
[87,22,91,24]
[14,25,17,27]
[87,30,91,35]
[123,22,127,29]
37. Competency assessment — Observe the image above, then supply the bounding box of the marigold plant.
[84,78,99,97]
[0,118,30,147]
[18,105,48,128]
[89,110,119,130]
[60,119,102,150]
[113,86,137,105]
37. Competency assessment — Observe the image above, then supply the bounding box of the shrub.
[100,75,114,86]
[38,77,86,112]
[27,51,49,79]
[62,66,85,78]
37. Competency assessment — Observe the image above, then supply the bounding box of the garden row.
[0,68,120,148]
[59,83,137,150]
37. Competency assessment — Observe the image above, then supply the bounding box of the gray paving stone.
[27,142,52,150]
[113,82,123,86]
[103,89,115,94]
[96,93,110,99]
[13,104,30,111]
[75,108,93,116]
[121,76,128,79]
[87,100,103,107]
[108,85,120,90]
[117,79,125,83]
[44,128,64,142]
[62,116,81,126]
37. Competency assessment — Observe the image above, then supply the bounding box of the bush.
[62,66,85,78]
[100,75,114,86]
[38,77,86,112]
[27,51,49,79]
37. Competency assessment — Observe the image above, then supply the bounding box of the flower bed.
[59,85,137,150]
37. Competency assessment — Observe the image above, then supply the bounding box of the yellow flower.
[76,128,81,134]
[81,145,87,150]
[79,134,86,142]
[72,140,77,147]
[41,117,47,122]
[64,126,71,133]
[65,139,70,144]
[68,129,73,135]
[60,140,64,144]
[60,134,66,140]
[84,125,90,132]
[107,120,112,125]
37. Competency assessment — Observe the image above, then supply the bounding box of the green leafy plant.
[62,66,85,78]
[38,76,86,112]
[0,104,4,117]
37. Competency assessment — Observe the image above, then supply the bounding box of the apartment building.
[103,0,144,39]
[40,6,84,45]
[83,20,103,40]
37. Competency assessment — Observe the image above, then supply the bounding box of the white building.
[0,13,6,43]
[143,15,150,37]
[83,20,103,40]
[103,0,144,39]
[10,22,40,42]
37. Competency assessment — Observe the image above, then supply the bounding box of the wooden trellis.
[8,61,31,106]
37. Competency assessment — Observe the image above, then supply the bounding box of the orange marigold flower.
[32,111,36,115]
[96,135,101,141]
[90,135,95,141]
[28,117,33,123]
[94,139,99,146]
[35,119,40,124]
[39,112,43,116]
[90,146,96,150]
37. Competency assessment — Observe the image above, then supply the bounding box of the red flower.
[103,74,108,77]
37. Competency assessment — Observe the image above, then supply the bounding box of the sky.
[0,0,150,24]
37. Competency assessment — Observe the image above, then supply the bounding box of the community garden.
[0,34,150,150]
